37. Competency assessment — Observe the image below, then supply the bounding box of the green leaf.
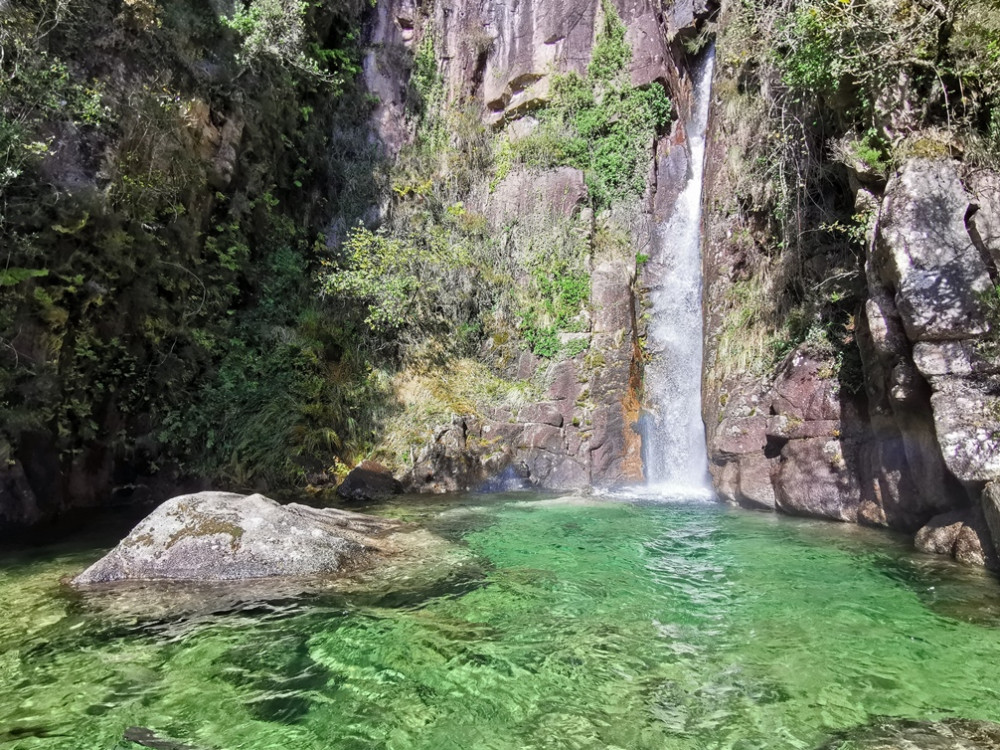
[0,268,48,287]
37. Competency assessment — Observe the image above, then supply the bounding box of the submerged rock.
[72,491,417,585]
[124,726,199,750]
[914,506,999,570]
[817,717,1000,749]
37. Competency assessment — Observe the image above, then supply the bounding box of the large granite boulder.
[73,491,418,585]
[873,158,991,342]
[774,436,863,522]
[871,159,1000,489]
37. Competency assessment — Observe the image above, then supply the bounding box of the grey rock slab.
[770,350,842,422]
[735,454,777,511]
[590,258,634,335]
[517,402,564,427]
[545,456,590,489]
[520,423,565,454]
[774,437,862,522]
[487,167,587,227]
[874,158,991,341]
[713,416,767,457]
[911,340,974,377]
[929,376,1000,482]
[73,491,418,585]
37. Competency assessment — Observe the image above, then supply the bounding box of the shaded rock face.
[0,461,43,530]
[73,491,409,584]
[337,460,403,503]
[705,154,1000,568]
[376,0,716,493]
[709,348,868,523]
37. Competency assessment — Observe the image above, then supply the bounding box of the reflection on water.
[1,493,1000,749]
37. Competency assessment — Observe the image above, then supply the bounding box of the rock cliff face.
[704,146,1000,567]
[364,0,713,492]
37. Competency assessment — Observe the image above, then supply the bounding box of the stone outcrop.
[337,460,404,503]
[710,348,868,522]
[914,506,998,569]
[72,491,420,584]
[864,158,1000,561]
[706,153,1000,569]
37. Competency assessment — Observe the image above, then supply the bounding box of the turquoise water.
[2,493,1000,749]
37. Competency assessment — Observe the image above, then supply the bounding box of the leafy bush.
[517,250,591,359]
[320,225,470,335]
[771,0,1000,162]
[221,0,360,87]
[491,0,672,209]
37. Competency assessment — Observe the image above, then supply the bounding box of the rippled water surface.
[3,493,1000,749]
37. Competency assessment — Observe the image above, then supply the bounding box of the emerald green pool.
[2,493,1000,749]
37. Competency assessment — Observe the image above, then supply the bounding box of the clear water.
[2,493,1000,749]
[643,48,715,494]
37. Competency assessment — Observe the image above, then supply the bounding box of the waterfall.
[642,46,715,498]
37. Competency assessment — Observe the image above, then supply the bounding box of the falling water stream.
[642,47,715,497]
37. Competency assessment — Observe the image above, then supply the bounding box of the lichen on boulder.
[72,491,420,585]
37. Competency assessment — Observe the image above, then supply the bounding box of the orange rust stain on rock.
[621,335,645,482]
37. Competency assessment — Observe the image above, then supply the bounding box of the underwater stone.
[817,717,1000,749]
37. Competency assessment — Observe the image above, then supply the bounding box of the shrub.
[222,0,360,87]
[490,0,671,209]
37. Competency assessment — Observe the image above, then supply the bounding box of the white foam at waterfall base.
[642,46,716,498]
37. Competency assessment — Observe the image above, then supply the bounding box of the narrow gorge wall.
[701,0,1000,569]
[361,0,717,494]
